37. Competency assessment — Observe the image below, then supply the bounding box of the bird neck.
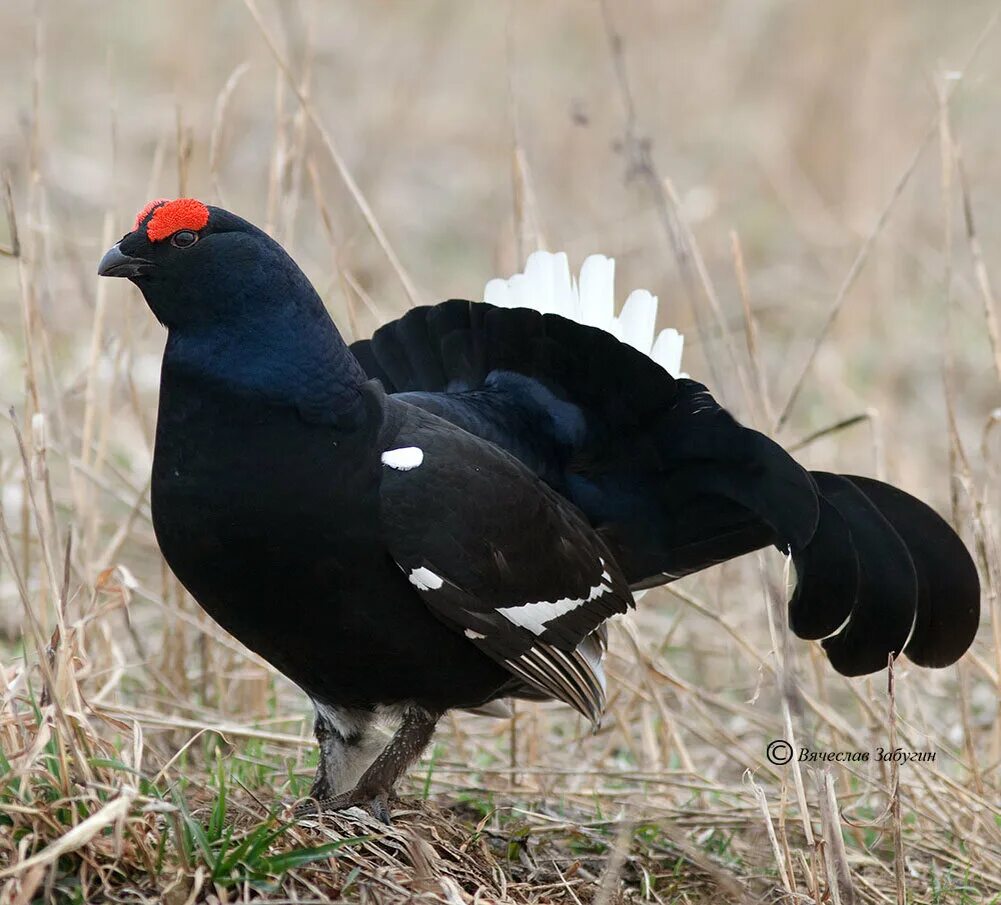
[162,306,368,426]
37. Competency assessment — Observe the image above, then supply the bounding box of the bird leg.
[306,702,377,802]
[309,716,337,801]
[295,705,440,824]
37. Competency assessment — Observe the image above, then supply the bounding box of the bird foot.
[294,785,394,824]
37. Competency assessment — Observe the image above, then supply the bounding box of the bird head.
[98,199,366,419]
[97,198,321,331]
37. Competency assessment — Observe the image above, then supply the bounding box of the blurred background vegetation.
[0,3,999,902]
[2,2,1001,473]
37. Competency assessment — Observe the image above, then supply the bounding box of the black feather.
[844,475,980,668]
[787,490,859,641]
[810,473,918,676]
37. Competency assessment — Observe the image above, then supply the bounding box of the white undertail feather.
[484,251,686,378]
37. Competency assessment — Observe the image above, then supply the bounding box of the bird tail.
[351,301,979,676]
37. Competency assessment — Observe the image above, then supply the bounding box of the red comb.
[142,198,210,242]
[134,198,169,231]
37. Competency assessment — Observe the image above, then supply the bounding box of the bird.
[98,198,980,823]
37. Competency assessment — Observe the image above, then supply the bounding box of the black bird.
[98,199,980,821]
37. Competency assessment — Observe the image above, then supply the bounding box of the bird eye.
[171,230,198,248]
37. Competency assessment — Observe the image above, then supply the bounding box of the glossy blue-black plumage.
[100,203,981,817]
[105,203,980,727]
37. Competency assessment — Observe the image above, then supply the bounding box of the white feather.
[551,252,575,318]
[496,579,611,636]
[508,273,531,310]
[516,251,579,318]
[523,251,555,315]
[381,447,424,471]
[483,278,513,308]
[617,289,657,354]
[483,251,686,377]
[408,567,443,591]
[650,328,685,378]
[577,254,615,332]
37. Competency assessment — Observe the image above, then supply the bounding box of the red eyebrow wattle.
[141,198,210,242]
[134,199,169,231]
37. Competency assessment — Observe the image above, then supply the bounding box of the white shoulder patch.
[381,446,424,471]
[408,566,444,591]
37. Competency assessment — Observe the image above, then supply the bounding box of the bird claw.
[293,787,394,824]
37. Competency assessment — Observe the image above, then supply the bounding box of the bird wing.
[377,399,633,724]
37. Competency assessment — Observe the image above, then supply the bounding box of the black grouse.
[98,199,980,822]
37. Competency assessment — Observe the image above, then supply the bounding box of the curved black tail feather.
[805,473,918,676]
[844,475,981,668]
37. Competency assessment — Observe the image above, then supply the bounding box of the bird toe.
[292,785,394,823]
[369,792,393,825]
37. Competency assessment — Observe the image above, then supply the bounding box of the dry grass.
[1,2,1000,902]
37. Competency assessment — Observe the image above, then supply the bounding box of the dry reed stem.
[774,2,1001,430]
[208,62,252,208]
[242,0,422,308]
[957,151,1001,384]
[598,0,724,396]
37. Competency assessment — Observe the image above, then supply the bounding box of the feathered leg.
[296,705,439,824]
[304,702,377,802]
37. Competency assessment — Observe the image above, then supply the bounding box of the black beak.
[98,244,153,278]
